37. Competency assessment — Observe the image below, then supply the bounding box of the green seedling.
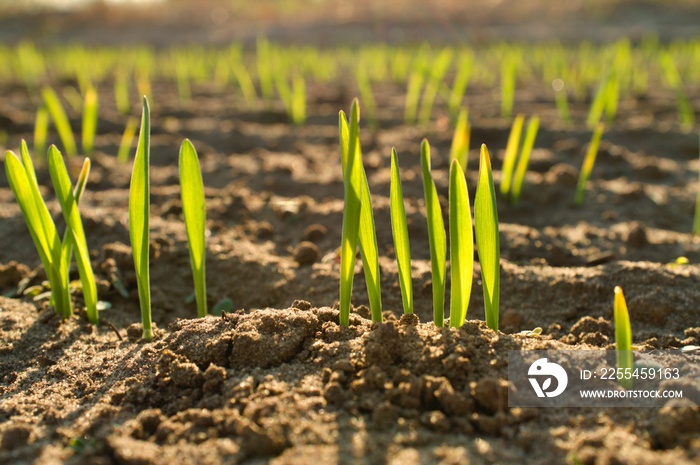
[114,68,131,115]
[614,286,633,389]
[390,148,412,315]
[474,145,500,331]
[502,115,539,205]
[129,96,153,341]
[256,37,275,102]
[420,139,447,327]
[338,101,363,326]
[553,79,571,124]
[179,139,207,318]
[117,116,138,164]
[660,52,695,131]
[418,48,453,127]
[42,87,78,157]
[500,114,525,196]
[587,70,619,128]
[231,60,258,108]
[339,100,382,323]
[575,123,605,206]
[47,146,98,324]
[447,51,473,120]
[356,67,377,129]
[34,105,49,157]
[5,142,70,317]
[404,67,425,125]
[82,86,98,154]
[449,159,473,328]
[500,52,518,118]
[449,107,470,170]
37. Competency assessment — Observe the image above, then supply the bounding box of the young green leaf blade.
[42,87,78,157]
[614,286,633,389]
[82,86,98,154]
[449,159,473,328]
[47,146,98,324]
[511,115,539,205]
[339,104,382,322]
[420,139,446,327]
[179,139,207,318]
[474,145,500,331]
[575,123,605,206]
[450,107,470,170]
[4,150,68,316]
[117,116,139,164]
[16,141,71,317]
[34,105,49,157]
[500,114,525,196]
[129,96,153,340]
[390,148,412,315]
[338,102,363,326]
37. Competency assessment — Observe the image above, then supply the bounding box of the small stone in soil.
[294,241,321,265]
[303,224,327,242]
[625,221,648,248]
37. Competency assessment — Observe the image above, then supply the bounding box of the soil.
[1,1,700,464]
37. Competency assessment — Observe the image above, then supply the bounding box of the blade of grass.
[614,286,633,389]
[339,103,382,321]
[449,107,470,170]
[114,68,131,115]
[390,148,412,315]
[510,115,540,206]
[575,122,605,206]
[117,116,138,164]
[42,87,78,157]
[449,159,473,328]
[82,86,98,155]
[10,142,70,317]
[179,139,207,318]
[47,146,98,324]
[338,101,363,326]
[474,144,500,331]
[129,96,153,340]
[500,114,525,196]
[420,139,446,327]
[34,105,49,157]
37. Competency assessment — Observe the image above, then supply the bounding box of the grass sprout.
[449,159,473,328]
[129,96,153,340]
[613,286,633,389]
[5,142,70,317]
[390,148,412,315]
[81,86,98,155]
[117,116,138,164]
[338,100,363,326]
[339,100,382,322]
[114,68,131,115]
[507,115,540,206]
[500,114,525,197]
[474,144,500,331]
[449,107,470,170]
[34,105,49,157]
[42,87,78,157]
[420,139,447,327]
[575,123,605,206]
[179,139,208,318]
[47,145,98,324]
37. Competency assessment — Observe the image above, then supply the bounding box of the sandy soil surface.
[1,1,700,464]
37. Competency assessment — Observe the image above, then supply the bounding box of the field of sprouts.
[1,1,700,464]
